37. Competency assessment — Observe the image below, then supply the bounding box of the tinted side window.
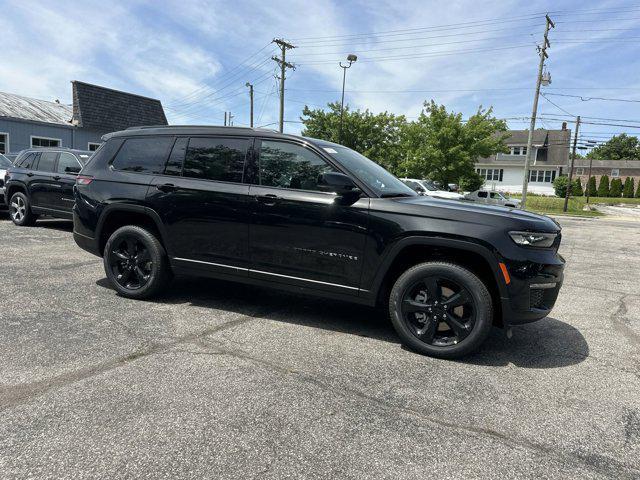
[477,191,488,198]
[111,137,173,174]
[57,152,82,174]
[165,137,187,176]
[18,153,36,169]
[183,137,248,182]
[38,152,58,172]
[259,140,337,191]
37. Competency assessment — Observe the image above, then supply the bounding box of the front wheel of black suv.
[9,192,38,226]
[103,225,171,299]
[389,262,493,359]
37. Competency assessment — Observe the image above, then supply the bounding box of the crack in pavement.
[186,337,640,479]
[0,314,262,412]
[611,295,640,351]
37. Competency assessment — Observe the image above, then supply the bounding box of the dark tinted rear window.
[183,137,248,183]
[111,137,173,174]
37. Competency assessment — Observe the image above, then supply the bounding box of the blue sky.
[2,0,640,148]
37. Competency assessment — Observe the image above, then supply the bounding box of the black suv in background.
[4,148,92,225]
[73,126,564,358]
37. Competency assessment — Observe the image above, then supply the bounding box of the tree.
[623,177,635,198]
[553,176,582,198]
[636,180,640,198]
[573,177,584,196]
[300,102,406,173]
[399,101,509,185]
[597,174,610,197]
[458,172,484,192]
[587,134,640,160]
[609,178,623,197]
[587,176,598,197]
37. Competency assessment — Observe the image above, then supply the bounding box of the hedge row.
[553,175,640,198]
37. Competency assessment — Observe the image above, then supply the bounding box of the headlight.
[509,231,557,248]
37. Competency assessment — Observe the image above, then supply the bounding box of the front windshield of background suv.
[0,155,11,168]
[418,180,438,191]
[321,145,417,198]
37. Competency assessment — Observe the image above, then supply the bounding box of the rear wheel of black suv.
[9,192,38,226]
[389,262,493,359]
[103,225,171,299]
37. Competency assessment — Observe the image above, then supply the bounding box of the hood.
[387,195,560,232]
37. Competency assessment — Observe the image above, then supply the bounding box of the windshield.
[418,180,438,191]
[321,146,416,197]
[0,154,11,168]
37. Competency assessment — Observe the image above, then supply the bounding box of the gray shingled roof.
[0,91,73,125]
[72,81,167,132]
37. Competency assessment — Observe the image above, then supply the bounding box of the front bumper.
[500,252,565,326]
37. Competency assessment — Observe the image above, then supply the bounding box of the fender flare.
[5,180,29,198]
[96,204,172,256]
[368,235,508,300]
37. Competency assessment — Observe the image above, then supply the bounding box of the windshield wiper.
[380,192,413,198]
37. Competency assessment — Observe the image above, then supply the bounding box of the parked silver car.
[465,189,521,208]
[401,178,464,200]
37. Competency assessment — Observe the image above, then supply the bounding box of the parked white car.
[401,178,464,200]
[465,189,521,208]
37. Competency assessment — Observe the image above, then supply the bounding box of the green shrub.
[623,177,635,198]
[572,177,584,196]
[587,176,598,197]
[458,172,484,192]
[609,178,623,197]
[636,180,640,198]
[597,175,610,197]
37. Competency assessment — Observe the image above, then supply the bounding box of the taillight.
[76,175,93,185]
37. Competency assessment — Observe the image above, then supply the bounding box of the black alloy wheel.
[389,262,493,359]
[108,235,153,290]
[103,225,171,299]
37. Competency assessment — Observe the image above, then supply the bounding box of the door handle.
[256,194,280,206]
[52,175,61,180]
[156,183,178,193]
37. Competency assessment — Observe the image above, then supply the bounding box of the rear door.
[54,152,82,212]
[146,135,252,273]
[247,138,369,292]
[29,151,59,208]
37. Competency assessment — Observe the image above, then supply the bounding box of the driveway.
[0,215,638,479]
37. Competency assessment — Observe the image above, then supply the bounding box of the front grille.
[529,284,561,310]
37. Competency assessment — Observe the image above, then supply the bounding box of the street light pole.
[339,54,357,143]
[245,82,254,128]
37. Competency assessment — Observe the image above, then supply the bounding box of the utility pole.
[563,116,580,212]
[224,111,227,126]
[228,112,234,126]
[521,14,555,209]
[246,82,254,128]
[272,38,295,133]
[586,156,594,204]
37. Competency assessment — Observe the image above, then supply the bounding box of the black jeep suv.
[4,148,92,225]
[73,126,564,358]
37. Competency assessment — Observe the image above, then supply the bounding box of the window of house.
[259,140,337,191]
[37,151,58,172]
[611,168,620,178]
[510,146,527,155]
[88,142,101,152]
[0,133,8,154]
[529,169,557,183]
[111,136,174,174]
[31,136,61,148]
[477,168,503,181]
[57,152,82,174]
[576,167,584,175]
[183,137,248,183]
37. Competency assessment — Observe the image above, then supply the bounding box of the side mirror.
[317,172,361,204]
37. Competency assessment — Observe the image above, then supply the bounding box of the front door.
[248,139,369,293]
[147,136,252,275]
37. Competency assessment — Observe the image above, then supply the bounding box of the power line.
[543,92,640,103]
[540,93,576,117]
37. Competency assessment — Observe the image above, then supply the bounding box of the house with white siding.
[474,127,571,195]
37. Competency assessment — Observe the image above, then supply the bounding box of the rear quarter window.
[111,136,174,174]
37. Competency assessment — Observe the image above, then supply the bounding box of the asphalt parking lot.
[0,214,639,479]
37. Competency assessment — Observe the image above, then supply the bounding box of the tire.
[8,192,38,226]
[103,225,171,299]
[389,262,493,359]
